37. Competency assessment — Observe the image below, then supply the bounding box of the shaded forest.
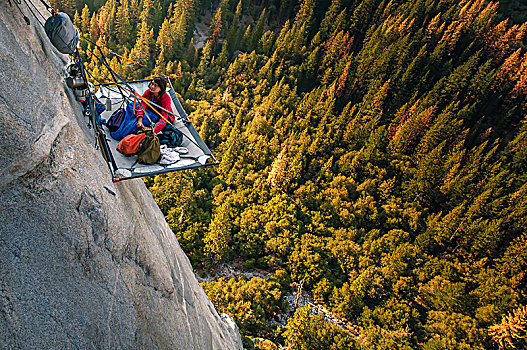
[52,0,527,348]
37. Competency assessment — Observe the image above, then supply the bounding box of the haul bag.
[44,12,79,54]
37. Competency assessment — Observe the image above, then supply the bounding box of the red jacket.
[135,89,174,133]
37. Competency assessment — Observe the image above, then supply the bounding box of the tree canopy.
[61,0,527,347]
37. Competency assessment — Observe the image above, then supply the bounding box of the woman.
[110,77,175,140]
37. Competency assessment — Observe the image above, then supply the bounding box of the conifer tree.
[219,110,243,182]
[319,0,343,40]
[273,20,290,56]
[89,11,100,41]
[139,0,161,31]
[198,39,214,75]
[129,0,141,26]
[268,144,294,190]
[251,8,266,50]
[156,17,174,65]
[277,0,296,22]
[129,20,155,78]
[489,306,527,350]
[101,1,117,42]
[288,0,315,59]
[241,24,252,52]
[80,4,91,35]
[186,38,197,66]
[73,10,81,32]
[210,7,223,50]
[115,0,133,47]
[226,0,242,53]
[258,30,275,56]
[204,200,234,263]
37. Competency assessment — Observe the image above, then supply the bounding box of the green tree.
[115,0,133,47]
[129,20,155,77]
[489,306,527,350]
[201,276,287,336]
[203,199,235,263]
[283,305,357,350]
[80,4,91,35]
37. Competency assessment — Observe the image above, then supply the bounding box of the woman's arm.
[135,90,151,128]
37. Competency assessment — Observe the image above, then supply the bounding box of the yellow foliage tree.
[489,306,527,349]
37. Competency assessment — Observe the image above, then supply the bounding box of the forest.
[51,0,527,348]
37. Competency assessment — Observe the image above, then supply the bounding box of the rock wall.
[0,4,242,349]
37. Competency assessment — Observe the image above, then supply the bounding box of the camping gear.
[94,79,217,181]
[158,124,183,148]
[106,107,125,132]
[44,12,79,54]
[137,128,161,164]
[116,133,146,155]
[110,101,158,141]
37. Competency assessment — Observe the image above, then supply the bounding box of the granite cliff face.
[0,5,242,349]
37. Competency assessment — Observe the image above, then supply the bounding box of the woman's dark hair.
[152,77,167,95]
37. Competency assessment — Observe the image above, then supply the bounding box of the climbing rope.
[8,0,30,25]
[11,0,55,27]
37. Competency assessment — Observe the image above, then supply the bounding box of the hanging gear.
[44,12,79,54]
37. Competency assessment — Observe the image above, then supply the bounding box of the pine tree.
[494,48,522,91]
[80,4,91,35]
[129,20,155,78]
[250,8,266,50]
[89,11,100,41]
[115,0,133,47]
[139,0,160,30]
[289,0,315,59]
[73,10,81,32]
[226,0,242,53]
[210,7,223,50]
[156,17,174,65]
[268,144,294,190]
[219,110,243,182]
[129,0,141,26]
[489,306,527,350]
[204,200,235,263]
[101,1,117,42]
[198,39,214,75]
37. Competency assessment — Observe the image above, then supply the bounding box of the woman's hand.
[136,118,143,128]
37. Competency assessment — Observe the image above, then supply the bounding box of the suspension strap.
[80,35,131,103]
[109,51,144,68]
[133,91,171,125]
